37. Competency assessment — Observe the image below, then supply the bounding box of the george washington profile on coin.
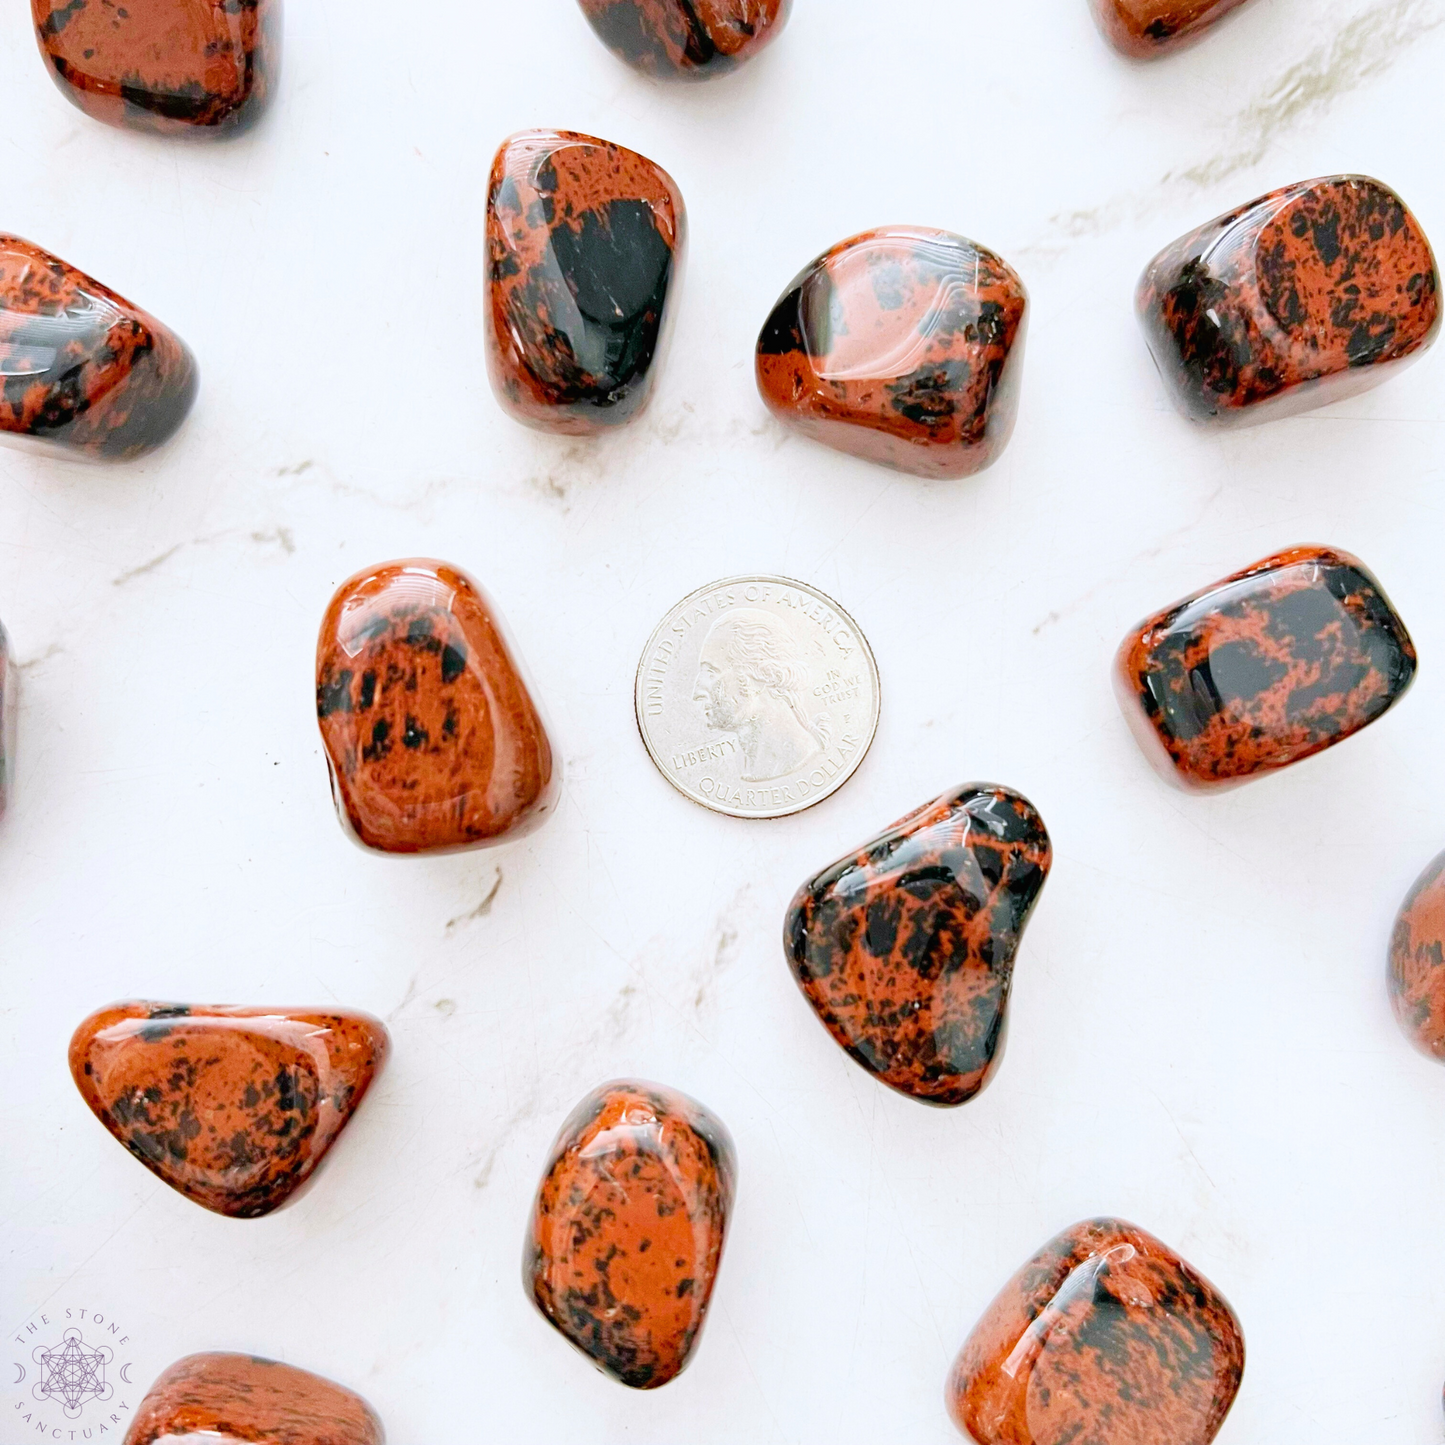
[635,574,879,820]
[691,609,828,782]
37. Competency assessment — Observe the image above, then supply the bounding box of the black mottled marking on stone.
[441,644,467,684]
[407,616,443,652]
[756,283,809,356]
[358,671,376,710]
[39,0,87,36]
[316,669,353,718]
[583,0,676,72]
[402,716,429,750]
[362,717,391,762]
[887,360,969,428]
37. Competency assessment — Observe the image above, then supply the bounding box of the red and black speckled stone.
[125,1353,384,1444]
[70,1003,389,1219]
[525,1080,737,1389]
[1389,850,1445,1061]
[32,0,279,138]
[0,618,14,822]
[577,0,790,79]
[785,784,1051,1107]
[947,1218,1245,1445]
[486,130,685,435]
[1090,0,1253,56]
[1138,175,1440,426]
[756,227,1028,479]
[0,236,196,462]
[316,559,559,855]
[1115,545,1416,791]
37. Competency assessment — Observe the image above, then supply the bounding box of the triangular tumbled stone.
[70,1003,388,1218]
[785,783,1051,1106]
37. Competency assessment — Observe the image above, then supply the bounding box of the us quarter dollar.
[635,575,881,820]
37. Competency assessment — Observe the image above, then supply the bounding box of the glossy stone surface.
[1116,545,1416,791]
[578,0,790,79]
[1089,0,1252,56]
[70,1003,388,1219]
[486,130,685,435]
[947,1218,1245,1445]
[0,618,14,822]
[1389,850,1445,1061]
[125,1352,384,1444]
[525,1080,737,1389]
[756,227,1027,479]
[33,0,279,138]
[0,236,197,462]
[316,559,558,854]
[785,784,1051,1106]
[1138,175,1440,426]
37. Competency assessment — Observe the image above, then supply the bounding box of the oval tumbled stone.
[1390,848,1445,1062]
[524,1080,737,1389]
[785,783,1052,1106]
[70,1003,389,1219]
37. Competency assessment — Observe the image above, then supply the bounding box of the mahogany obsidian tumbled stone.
[1089,0,1253,57]
[757,227,1028,478]
[785,784,1052,1106]
[577,0,791,79]
[0,236,196,461]
[32,0,280,137]
[1116,545,1417,791]
[125,1353,385,1444]
[316,559,559,854]
[1389,850,1445,1062]
[525,1080,736,1389]
[1138,175,1440,426]
[70,1003,389,1219]
[946,1218,1245,1445]
[486,129,685,435]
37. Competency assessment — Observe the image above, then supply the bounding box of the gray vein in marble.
[445,869,504,933]
[1033,0,1444,250]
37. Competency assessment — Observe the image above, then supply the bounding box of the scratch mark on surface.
[386,975,420,1022]
[446,869,504,933]
[274,459,314,476]
[695,888,747,1013]
[17,643,64,672]
[1150,1087,1221,1194]
[112,544,182,586]
[1033,483,1223,633]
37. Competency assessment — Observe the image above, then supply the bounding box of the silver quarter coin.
[635,575,881,820]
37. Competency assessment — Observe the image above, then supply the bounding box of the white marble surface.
[4,0,1445,1440]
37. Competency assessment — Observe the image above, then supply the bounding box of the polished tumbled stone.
[71,1003,388,1218]
[525,1080,737,1389]
[1390,849,1445,1061]
[32,0,280,137]
[1116,545,1416,791]
[316,559,559,854]
[0,236,197,461]
[486,129,685,434]
[577,0,791,79]
[1090,0,1253,56]
[947,1218,1245,1445]
[785,784,1051,1106]
[757,227,1027,478]
[1138,175,1440,426]
[125,1353,384,1444]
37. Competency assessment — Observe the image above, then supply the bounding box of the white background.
[3,0,1445,1440]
